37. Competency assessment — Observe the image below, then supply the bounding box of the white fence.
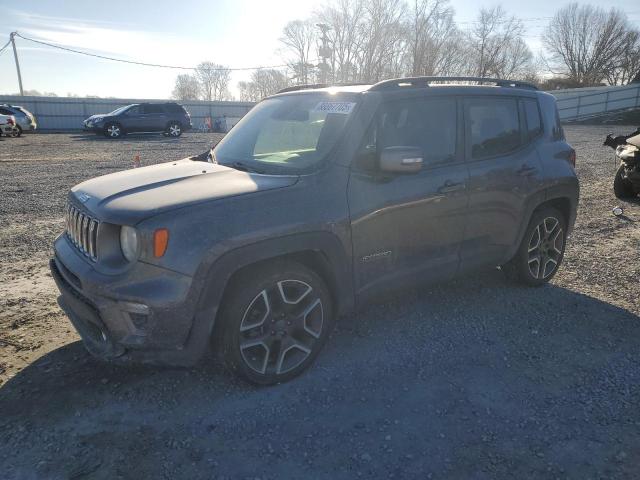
[0,95,256,131]
[2,85,639,130]
[553,84,640,121]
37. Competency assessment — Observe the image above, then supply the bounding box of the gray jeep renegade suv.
[51,77,578,384]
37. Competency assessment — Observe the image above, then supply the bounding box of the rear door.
[348,95,469,296]
[141,104,167,131]
[460,95,544,270]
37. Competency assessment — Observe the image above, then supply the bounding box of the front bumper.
[83,122,103,132]
[51,234,212,366]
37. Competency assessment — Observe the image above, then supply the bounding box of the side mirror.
[379,146,423,173]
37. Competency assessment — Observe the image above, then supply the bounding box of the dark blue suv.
[54,77,578,384]
[83,102,192,138]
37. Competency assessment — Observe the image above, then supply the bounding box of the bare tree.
[280,20,317,84]
[356,0,407,82]
[316,0,366,83]
[171,74,201,100]
[195,62,231,101]
[604,30,640,85]
[467,6,533,79]
[543,4,637,86]
[407,0,458,76]
[238,69,290,101]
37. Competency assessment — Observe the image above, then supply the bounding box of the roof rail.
[276,84,329,94]
[370,76,538,91]
[276,82,371,94]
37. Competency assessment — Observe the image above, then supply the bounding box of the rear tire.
[218,260,334,385]
[503,207,567,286]
[613,164,637,199]
[166,121,182,137]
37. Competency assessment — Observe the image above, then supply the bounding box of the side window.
[143,104,164,114]
[0,107,13,115]
[552,108,565,141]
[125,105,141,115]
[523,98,542,140]
[466,98,521,159]
[377,97,457,166]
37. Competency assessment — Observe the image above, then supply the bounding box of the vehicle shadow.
[69,133,184,143]
[1,269,639,479]
[68,132,224,143]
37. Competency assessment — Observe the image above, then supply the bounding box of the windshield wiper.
[228,161,265,174]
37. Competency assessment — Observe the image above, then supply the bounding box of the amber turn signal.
[153,228,169,257]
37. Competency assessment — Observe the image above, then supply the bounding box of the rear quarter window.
[465,97,521,159]
[164,104,186,114]
[523,98,543,140]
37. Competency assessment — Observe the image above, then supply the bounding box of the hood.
[70,159,298,224]
[86,114,107,122]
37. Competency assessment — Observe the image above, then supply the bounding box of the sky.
[0,0,639,99]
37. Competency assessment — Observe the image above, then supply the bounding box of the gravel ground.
[0,128,639,479]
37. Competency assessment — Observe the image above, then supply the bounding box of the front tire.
[613,164,637,199]
[104,122,123,139]
[503,207,567,286]
[219,261,334,385]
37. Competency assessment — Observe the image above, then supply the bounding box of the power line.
[0,38,11,57]
[12,32,289,71]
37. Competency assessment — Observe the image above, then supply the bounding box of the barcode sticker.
[313,102,356,115]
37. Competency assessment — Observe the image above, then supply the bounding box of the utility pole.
[316,24,332,84]
[10,32,24,96]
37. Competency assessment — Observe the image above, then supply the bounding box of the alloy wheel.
[107,125,121,138]
[527,216,564,280]
[168,124,181,136]
[238,279,323,376]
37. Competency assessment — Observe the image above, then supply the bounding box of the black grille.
[65,204,99,261]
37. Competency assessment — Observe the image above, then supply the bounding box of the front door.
[348,95,469,297]
[121,105,144,132]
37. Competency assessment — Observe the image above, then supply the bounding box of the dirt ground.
[0,128,639,479]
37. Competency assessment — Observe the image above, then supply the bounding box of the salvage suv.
[52,77,578,384]
[83,102,191,138]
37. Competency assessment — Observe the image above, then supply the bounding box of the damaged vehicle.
[604,128,640,199]
[51,77,579,385]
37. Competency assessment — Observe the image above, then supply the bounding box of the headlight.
[120,226,138,262]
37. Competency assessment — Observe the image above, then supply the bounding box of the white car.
[0,104,37,133]
[0,114,20,137]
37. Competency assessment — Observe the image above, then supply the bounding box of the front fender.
[179,231,354,362]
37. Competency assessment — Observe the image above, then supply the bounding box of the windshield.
[213,94,358,174]
[108,105,134,116]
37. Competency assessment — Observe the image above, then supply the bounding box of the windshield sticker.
[313,102,356,115]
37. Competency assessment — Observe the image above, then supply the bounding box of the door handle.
[516,165,537,176]
[438,181,465,194]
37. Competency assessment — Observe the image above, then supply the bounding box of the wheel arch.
[534,197,572,226]
[185,232,354,359]
[504,192,577,266]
